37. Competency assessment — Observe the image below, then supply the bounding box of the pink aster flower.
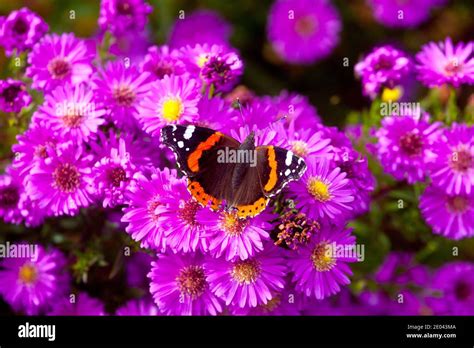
[26,142,95,217]
[92,138,137,208]
[416,38,474,87]
[141,45,187,80]
[375,114,443,183]
[267,0,342,64]
[273,124,333,161]
[0,7,48,56]
[168,10,232,49]
[428,123,474,195]
[0,245,69,315]
[92,60,152,131]
[157,177,208,254]
[98,0,152,36]
[148,252,223,316]
[121,168,177,251]
[12,121,64,181]
[0,79,32,113]
[288,157,354,222]
[427,262,474,315]
[136,74,201,136]
[420,184,474,240]
[32,83,106,143]
[197,209,275,261]
[0,170,24,225]
[26,33,96,92]
[205,244,286,309]
[288,225,357,300]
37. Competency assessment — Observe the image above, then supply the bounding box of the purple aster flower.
[0,170,24,225]
[148,252,223,316]
[419,184,474,240]
[48,292,105,316]
[228,99,277,131]
[367,0,437,28]
[334,149,375,216]
[0,166,44,227]
[92,60,152,131]
[196,209,275,261]
[168,10,231,49]
[136,74,201,136]
[12,121,63,181]
[195,96,239,131]
[0,7,48,56]
[375,252,430,287]
[26,33,96,92]
[116,298,160,316]
[288,225,357,300]
[375,114,442,183]
[262,90,321,131]
[288,157,354,222]
[26,141,95,217]
[121,168,177,251]
[91,129,162,173]
[427,262,474,315]
[273,124,333,161]
[200,49,243,93]
[416,37,474,87]
[157,177,208,254]
[0,79,31,113]
[0,245,69,315]
[205,244,286,308]
[355,45,412,98]
[267,0,341,64]
[141,45,187,80]
[92,138,137,208]
[108,30,151,62]
[126,251,154,289]
[428,123,474,195]
[32,83,106,143]
[98,0,152,36]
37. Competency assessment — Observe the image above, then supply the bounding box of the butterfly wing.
[256,146,307,197]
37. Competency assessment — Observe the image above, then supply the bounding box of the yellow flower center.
[307,177,331,202]
[197,54,210,68]
[311,243,336,272]
[219,211,249,236]
[231,259,261,284]
[381,86,403,102]
[18,264,38,285]
[290,140,309,158]
[161,98,183,122]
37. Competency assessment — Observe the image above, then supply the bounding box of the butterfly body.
[160,125,306,218]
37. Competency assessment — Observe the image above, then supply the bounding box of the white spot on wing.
[171,125,177,132]
[183,125,195,140]
[285,169,291,176]
[285,151,293,166]
[177,141,184,148]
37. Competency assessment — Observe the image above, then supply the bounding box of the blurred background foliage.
[0,0,474,314]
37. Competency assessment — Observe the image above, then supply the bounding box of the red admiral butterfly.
[160,124,306,219]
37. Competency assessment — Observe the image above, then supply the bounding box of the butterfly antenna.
[235,98,246,126]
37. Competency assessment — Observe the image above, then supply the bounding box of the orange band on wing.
[188,179,221,210]
[187,132,222,172]
[235,197,269,219]
[264,146,278,192]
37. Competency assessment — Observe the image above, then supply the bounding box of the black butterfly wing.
[228,146,306,218]
[256,146,307,197]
